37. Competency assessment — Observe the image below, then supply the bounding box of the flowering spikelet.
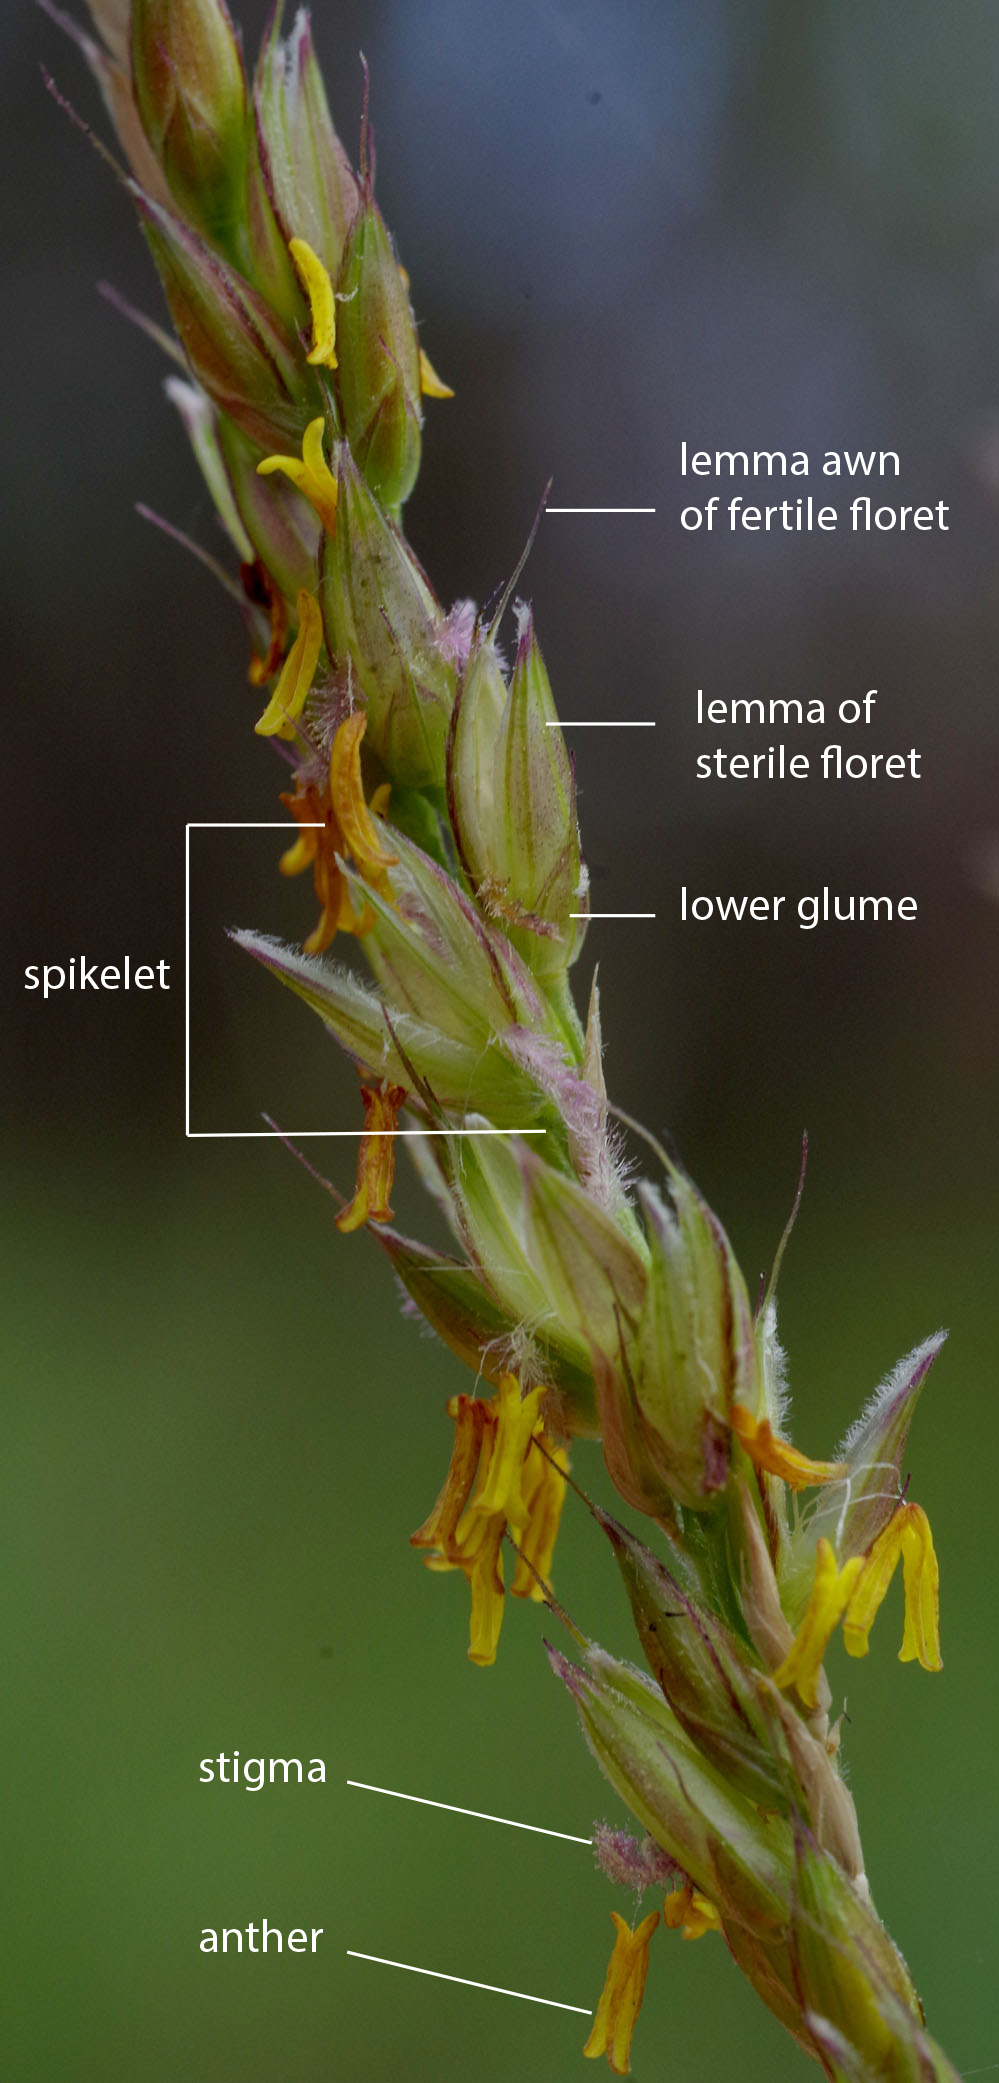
[71,8,959,2077]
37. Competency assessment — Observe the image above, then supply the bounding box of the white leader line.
[573,911,656,919]
[346,1953,592,2016]
[547,719,655,727]
[346,1779,592,1845]
[546,505,655,514]
[192,1129,548,1138]
[184,822,547,1141]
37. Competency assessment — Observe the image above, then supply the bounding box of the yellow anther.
[419,346,454,398]
[253,590,323,737]
[258,416,339,535]
[411,1376,568,1667]
[663,1883,721,1941]
[395,260,453,396]
[843,1501,941,1671]
[772,1539,864,1709]
[289,235,338,368]
[510,1430,569,1601]
[336,1081,407,1234]
[584,1911,659,2076]
[410,1396,490,1560]
[328,713,398,896]
[460,1377,545,1534]
[730,1402,847,1493]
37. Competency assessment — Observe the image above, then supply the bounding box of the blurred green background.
[4,0,999,2077]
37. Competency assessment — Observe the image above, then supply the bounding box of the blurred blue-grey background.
[3,2,998,2077]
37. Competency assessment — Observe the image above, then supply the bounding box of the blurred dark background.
[3,2,998,2078]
